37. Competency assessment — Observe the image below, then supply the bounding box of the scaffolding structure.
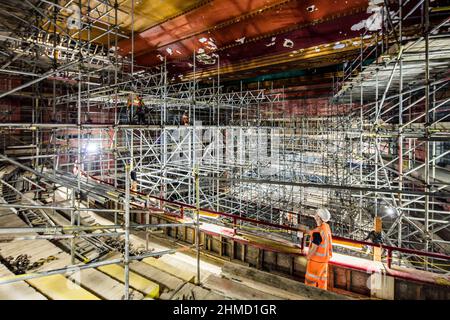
[333,0,450,270]
[0,0,201,299]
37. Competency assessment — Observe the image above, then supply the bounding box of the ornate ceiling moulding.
[121,0,369,63]
[181,36,372,81]
[134,0,296,58]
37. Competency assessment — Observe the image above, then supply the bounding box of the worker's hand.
[306,251,312,260]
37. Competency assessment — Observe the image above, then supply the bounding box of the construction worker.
[305,208,333,290]
[363,229,384,255]
[130,169,138,191]
[135,101,146,125]
[127,94,146,124]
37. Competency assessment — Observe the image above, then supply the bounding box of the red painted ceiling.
[119,0,369,68]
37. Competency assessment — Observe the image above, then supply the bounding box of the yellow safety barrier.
[97,264,159,299]
[199,210,219,218]
[435,277,450,286]
[26,274,100,300]
[183,207,220,218]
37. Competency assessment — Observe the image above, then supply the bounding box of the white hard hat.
[316,208,331,222]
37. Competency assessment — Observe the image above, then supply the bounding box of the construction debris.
[2,254,58,274]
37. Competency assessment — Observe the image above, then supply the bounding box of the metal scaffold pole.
[124,162,131,299]
[123,0,135,298]
[423,0,430,270]
[194,164,200,285]
[0,0,448,290]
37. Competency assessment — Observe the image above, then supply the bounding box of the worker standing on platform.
[135,96,147,125]
[305,208,333,290]
[127,94,146,124]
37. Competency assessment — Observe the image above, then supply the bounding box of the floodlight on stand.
[379,205,398,217]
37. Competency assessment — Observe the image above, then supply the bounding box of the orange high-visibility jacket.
[127,96,144,107]
[309,222,333,263]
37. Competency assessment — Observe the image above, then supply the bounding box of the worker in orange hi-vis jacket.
[127,94,145,124]
[305,208,333,290]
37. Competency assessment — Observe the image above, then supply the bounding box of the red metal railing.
[85,173,450,270]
